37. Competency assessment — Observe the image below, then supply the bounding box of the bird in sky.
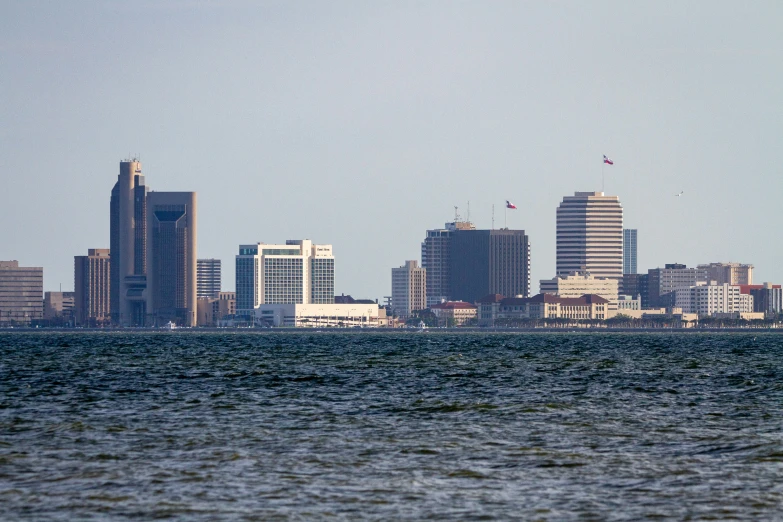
[675,191,684,197]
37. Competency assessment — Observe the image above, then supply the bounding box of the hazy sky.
[2,1,782,298]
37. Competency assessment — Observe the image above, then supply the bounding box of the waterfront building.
[391,260,426,320]
[421,220,475,306]
[556,192,623,282]
[74,248,111,326]
[476,294,505,326]
[674,282,753,316]
[146,191,198,327]
[110,159,148,326]
[697,262,753,286]
[539,272,619,303]
[623,229,637,275]
[482,293,609,323]
[739,283,782,316]
[197,258,221,298]
[646,264,708,308]
[44,292,75,322]
[235,240,334,318]
[255,303,382,327]
[449,229,530,303]
[0,261,43,325]
[429,301,478,326]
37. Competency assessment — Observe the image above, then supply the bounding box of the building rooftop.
[430,301,477,310]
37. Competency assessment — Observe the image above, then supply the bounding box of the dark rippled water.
[2,332,783,520]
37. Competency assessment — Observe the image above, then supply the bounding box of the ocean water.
[1,331,782,520]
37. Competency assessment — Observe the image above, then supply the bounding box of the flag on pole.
[506,200,517,209]
[603,155,614,165]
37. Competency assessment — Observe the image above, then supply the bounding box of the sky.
[1,1,782,298]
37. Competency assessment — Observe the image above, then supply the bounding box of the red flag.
[506,200,517,209]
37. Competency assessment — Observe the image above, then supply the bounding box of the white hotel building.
[235,240,334,318]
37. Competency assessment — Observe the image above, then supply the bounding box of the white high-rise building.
[675,282,754,316]
[235,240,334,318]
[391,260,426,320]
[557,192,623,282]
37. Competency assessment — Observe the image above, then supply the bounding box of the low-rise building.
[477,294,504,326]
[484,293,609,323]
[430,301,477,326]
[255,303,382,327]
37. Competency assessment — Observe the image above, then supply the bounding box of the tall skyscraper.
[0,261,43,325]
[197,258,221,298]
[391,260,426,320]
[110,159,148,326]
[146,191,198,327]
[449,229,531,303]
[421,220,475,306]
[109,159,198,327]
[74,248,111,326]
[235,240,334,318]
[623,229,637,275]
[557,192,623,282]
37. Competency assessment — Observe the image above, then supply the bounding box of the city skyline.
[2,3,782,298]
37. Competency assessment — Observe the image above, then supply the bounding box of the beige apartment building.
[697,263,753,286]
[391,260,426,320]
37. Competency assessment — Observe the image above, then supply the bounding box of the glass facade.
[623,229,637,275]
